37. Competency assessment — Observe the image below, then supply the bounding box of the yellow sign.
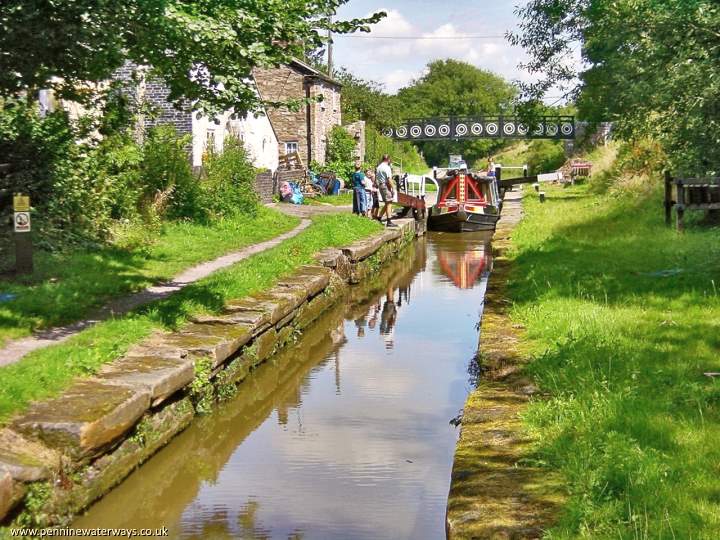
[13,195,30,212]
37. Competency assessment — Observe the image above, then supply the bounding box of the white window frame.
[284,141,299,154]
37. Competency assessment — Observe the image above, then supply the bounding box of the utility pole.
[327,16,333,77]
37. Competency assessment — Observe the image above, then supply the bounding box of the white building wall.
[192,110,279,172]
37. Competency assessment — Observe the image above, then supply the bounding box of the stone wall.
[345,121,366,164]
[0,220,426,528]
[254,66,310,166]
[254,171,274,203]
[309,80,342,165]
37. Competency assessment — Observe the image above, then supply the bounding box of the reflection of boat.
[428,169,501,232]
[433,232,492,289]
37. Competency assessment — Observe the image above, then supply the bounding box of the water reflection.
[76,235,487,540]
[433,231,492,289]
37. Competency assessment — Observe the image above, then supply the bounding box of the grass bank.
[0,207,298,347]
[509,182,720,537]
[0,213,382,424]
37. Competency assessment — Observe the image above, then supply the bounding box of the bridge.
[382,115,575,141]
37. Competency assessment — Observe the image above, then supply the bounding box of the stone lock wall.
[0,220,424,528]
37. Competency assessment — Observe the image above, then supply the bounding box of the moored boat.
[427,168,501,232]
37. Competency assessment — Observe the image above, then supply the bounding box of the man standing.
[376,155,397,227]
[351,164,367,215]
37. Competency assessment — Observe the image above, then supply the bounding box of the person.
[362,170,375,218]
[351,164,367,215]
[366,169,380,220]
[376,155,397,227]
[487,156,496,177]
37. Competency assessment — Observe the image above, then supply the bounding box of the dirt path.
[446,189,565,539]
[0,220,311,367]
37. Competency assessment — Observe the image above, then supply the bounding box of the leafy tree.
[0,0,384,116]
[395,60,517,166]
[511,0,720,172]
[335,68,401,129]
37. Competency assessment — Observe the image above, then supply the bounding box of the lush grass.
[306,192,354,206]
[0,207,298,347]
[0,213,382,423]
[509,182,720,538]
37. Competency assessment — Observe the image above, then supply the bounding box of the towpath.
[0,219,311,367]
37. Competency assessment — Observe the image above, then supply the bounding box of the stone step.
[191,310,271,336]
[163,323,253,367]
[12,380,151,461]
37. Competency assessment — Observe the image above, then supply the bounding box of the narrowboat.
[427,169,501,232]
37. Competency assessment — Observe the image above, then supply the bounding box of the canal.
[75,232,493,539]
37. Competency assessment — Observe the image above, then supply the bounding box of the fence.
[664,171,720,231]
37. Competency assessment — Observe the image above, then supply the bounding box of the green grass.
[0,213,382,424]
[306,192,354,206]
[0,207,298,347]
[509,183,720,538]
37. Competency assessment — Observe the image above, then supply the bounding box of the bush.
[325,125,357,182]
[200,135,259,218]
[365,126,427,173]
[526,140,566,174]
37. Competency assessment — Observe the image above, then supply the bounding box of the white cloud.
[380,69,417,93]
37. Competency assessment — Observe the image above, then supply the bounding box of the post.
[539,191,546,203]
[664,170,673,226]
[327,17,333,76]
[523,164,528,178]
[494,166,502,183]
[13,193,33,274]
[676,179,685,232]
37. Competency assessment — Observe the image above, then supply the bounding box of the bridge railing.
[383,115,575,141]
[664,171,720,231]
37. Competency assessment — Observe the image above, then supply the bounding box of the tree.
[395,60,517,166]
[334,68,401,129]
[511,0,720,172]
[0,0,384,116]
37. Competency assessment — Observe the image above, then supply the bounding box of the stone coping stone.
[277,266,331,298]
[125,343,187,361]
[165,323,253,367]
[191,310,271,336]
[97,354,195,407]
[0,429,61,482]
[225,294,295,326]
[0,469,25,522]
[314,248,342,267]
[342,234,388,262]
[381,228,403,242]
[12,380,151,461]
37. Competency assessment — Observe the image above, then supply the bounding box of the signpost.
[13,194,33,274]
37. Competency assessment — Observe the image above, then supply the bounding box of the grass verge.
[0,207,298,347]
[0,213,382,424]
[306,192,354,206]
[510,183,720,537]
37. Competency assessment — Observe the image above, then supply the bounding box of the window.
[284,141,299,154]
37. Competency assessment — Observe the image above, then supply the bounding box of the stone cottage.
[253,59,343,167]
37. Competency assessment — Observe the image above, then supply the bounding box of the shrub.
[201,135,259,218]
[526,140,566,174]
[324,125,357,182]
[365,126,427,173]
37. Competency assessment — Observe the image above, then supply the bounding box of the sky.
[332,0,541,94]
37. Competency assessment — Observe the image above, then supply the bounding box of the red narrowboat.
[428,169,501,232]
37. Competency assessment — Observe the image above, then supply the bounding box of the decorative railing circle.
[546,124,559,136]
[503,122,516,136]
[518,123,529,135]
[410,125,422,138]
[438,124,450,136]
[397,126,408,138]
[471,123,483,135]
[560,122,574,136]
[533,123,545,136]
[455,123,468,136]
[486,122,499,135]
[424,125,436,137]
[382,128,394,138]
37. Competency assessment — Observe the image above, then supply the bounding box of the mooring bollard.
[539,192,546,203]
[533,183,540,192]
[13,193,33,274]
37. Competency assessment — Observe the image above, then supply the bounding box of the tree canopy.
[0,0,384,115]
[511,0,720,171]
[395,59,516,166]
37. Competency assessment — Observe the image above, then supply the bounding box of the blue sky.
[333,0,539,93]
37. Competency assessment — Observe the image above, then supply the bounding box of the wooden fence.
[664,171,720,231]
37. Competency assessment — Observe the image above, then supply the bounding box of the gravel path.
[0,219,311,367]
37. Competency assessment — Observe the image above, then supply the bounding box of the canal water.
[75,232,493,539]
